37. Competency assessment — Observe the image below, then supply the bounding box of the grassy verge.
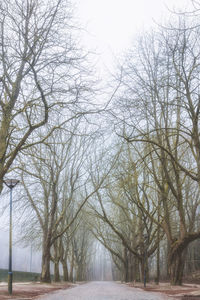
[0,269,40,282]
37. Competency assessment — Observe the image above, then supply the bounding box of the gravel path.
[36,281,176,300]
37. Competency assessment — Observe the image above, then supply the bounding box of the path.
[36,281,176,299]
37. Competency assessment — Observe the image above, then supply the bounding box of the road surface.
[36,281,175,300]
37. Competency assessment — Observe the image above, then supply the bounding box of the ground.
[0,281,200,299]
[0,282,75,299]
[127,282,200,299]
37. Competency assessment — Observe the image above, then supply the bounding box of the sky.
[75,0,191,73]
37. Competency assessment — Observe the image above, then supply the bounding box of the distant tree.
[17,126,114,282]
[87,145,163,283]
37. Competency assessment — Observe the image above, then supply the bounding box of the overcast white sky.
[75,0,191,73]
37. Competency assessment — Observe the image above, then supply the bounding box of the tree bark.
[128,252,134,282]
[54,261,60,282]
[155,242,160,284]
[41,248,51,283]
[62,261,69,281]
[69,252,74,282]
[123,247,129,282]
[76,264,82,281]
[155,220,160,284]
[168,249,186,285]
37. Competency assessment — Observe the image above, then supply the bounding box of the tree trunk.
[139,256,149,285]
[77,263,85,281]
[139,260,143,282]
[124,262,129,282]
[62,261,69,281]
[168,249,185,285]
[69,252,74,282]
[134,258,140,282]
[155,244,160,284]
[76,265,81,281]
[54,261,60,282]
[41,248,51,283]
[129,253,134,282]
[155,209,160,284]
[123,247,129,282]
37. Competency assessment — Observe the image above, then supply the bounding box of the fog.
[88,243,113,281]
[0,228,42,273]
[0,187,42,273]
[0,191,112,278]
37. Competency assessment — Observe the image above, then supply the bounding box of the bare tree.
[17,126,87,282]
[112,16,200,284]
[0,0,92,192]
[87,144,163,283]
[16,125,115,282]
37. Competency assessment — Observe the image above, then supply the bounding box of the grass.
[0,268,40,282]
